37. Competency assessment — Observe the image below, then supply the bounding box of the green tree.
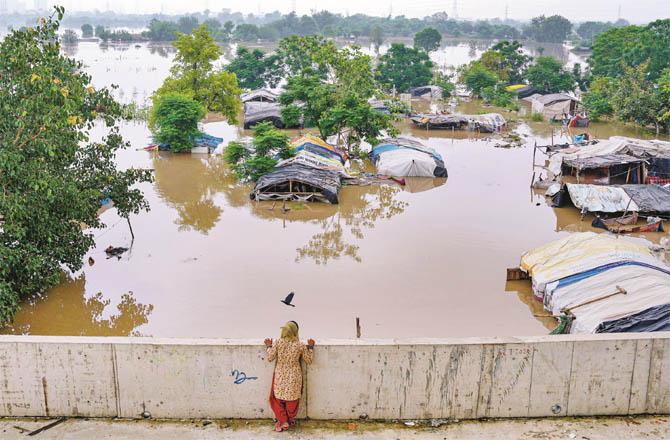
[487,40,532,84]
[225,47,280,89]
[177,16,199,34]
[525,56,575,93]
[611,63,669,134]
[80,23,93,38]
[144,19,179,41]
[459,62,499,97]
[61,29,78,44]
[233,23,259,41]
[276,35,336,78]
[149,94,205,152]
[376,43,434,92]
[524,15,573,43]
[414,27,442,52]
[0,8,151,323]
[582,76,616,120]
[371,26,384,53]
[155,24,241,123]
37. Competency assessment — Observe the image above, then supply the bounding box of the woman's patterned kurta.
[267,338,313,401]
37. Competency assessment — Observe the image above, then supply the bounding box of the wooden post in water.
[355,317,361,339]
[126,217,135,241]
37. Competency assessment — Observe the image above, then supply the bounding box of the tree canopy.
[225,47,280,90]
[376,43,433,93]
[524,15,572,43]
[413,27,442,52]
[525,56,575,93]
[149,94,205,152]
[0,8,151,323]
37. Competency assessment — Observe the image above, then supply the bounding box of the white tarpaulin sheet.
[565,184,639,213]
[520,232,655,297]
[375,149,438,177]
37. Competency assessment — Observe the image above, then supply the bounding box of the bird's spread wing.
[284,292,294,303]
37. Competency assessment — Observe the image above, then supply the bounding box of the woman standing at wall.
[264,321,315,432]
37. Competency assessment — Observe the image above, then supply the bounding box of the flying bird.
[281,292,296,307]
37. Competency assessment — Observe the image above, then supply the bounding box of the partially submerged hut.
[371,137,448,178]
[243,101,283,129]
[240,89,279,103]
[409,85,443,99]
[250,163,342,204]
[523,93,579,121]
[410,113,506,133]
[551,183,670,216]
[518,232,670,334]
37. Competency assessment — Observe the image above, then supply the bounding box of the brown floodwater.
[2,44,669,339]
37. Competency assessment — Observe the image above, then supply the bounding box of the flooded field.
[2,43,667,339]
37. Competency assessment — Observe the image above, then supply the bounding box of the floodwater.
[2,43,668,339]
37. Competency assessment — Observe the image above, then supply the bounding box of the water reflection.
[152,152,229,234]
[6,276,153,336]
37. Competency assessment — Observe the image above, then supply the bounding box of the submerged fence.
[0,333,668,419]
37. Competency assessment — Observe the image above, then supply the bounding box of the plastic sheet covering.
[596,303,670,333]
[565,184,639,213]
[292,135,347,164]
[409,85,442,99]
[240,89,279,103]
[618,184,670,213]
[250,163,341,204]
[519,232,655,297]
[276,150,349,176]
[468,113,507,132]
[562,154,643,171]
[243,101,283,128]
[371,138,448,178]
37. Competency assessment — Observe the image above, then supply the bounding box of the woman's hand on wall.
[264,338,273,347]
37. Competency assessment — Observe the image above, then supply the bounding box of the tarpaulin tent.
[243,101,283,129]
[292,135,348,164]
[250,163,342,204]
[561,154,645,185]
[523,93,579,121]
[276,150,349,176]
[556,184,670,215]
[410,114,469,130]
[371,138,448,178]
[596,303,670,333]
[241,89,279,103]
[519,232,670,334]
[468,113,507,133]
[409,85,443,99]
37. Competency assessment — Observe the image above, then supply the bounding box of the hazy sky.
[46,0,670,23]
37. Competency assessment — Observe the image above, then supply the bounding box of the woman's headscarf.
[280,321,299,341]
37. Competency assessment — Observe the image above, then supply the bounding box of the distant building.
[34,0,47,11]
[0,0,8,13]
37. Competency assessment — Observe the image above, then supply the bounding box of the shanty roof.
[563,183,670,214]
[562,154,645,170]
[372,138,448,178]
[523,93,579,105]
[520,232,670,334]
[409,85,443,98]
[240,89,279,103]
[243,101,282,127]
[251,163,341,204]
[549,136,670,177]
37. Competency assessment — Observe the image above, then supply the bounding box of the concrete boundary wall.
[0,333,668,420]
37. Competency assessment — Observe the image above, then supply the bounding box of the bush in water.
[150,94,205,153]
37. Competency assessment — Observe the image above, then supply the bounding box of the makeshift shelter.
[243,101,283,129]
[552,183,670,215]
[145,133,223,154]
[240,89,279,103]
[468,113,507,133]
[250,163,342,204]
[506,84,538,99]
[561,154,645,184]
[518,232,670,334]
[409,85,443,99]
[368,99,390,114]
[548,136,670,184]
[371,138,448,178]
[523,93,579,121]
[292,135,348,164]
[410,114,469,130]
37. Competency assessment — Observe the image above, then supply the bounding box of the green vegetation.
[80,23,93,38]
[155,24,241,123]
[376,43,433,93]
[149,94,205,152]
[413,27,442,52]
[61,29,78,44]
[525,56,575,93]
[224,122,292,181]
[459,62,498,97]
[225,47,280,90]
[523,15,572,43]
[583,20,670,133]
[0,8,151,324]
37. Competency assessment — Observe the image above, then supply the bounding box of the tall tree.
[225,47,280,90]
[524,15,573,43]
[376,43,434,92]
[525,56,575,93]
[0,8,151,323]
[80,23,93,38]
[155,24,241,123]
[414,27,442,52]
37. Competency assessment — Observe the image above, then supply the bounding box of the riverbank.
[2,416,668,439]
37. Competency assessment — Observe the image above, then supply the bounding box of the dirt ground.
[2,416,669,439]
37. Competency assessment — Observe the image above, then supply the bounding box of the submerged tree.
[149,94,205,152]
[376,43,433,92]
[0,8,152,324]
[155,24,241,123]
[413,27,442,52]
